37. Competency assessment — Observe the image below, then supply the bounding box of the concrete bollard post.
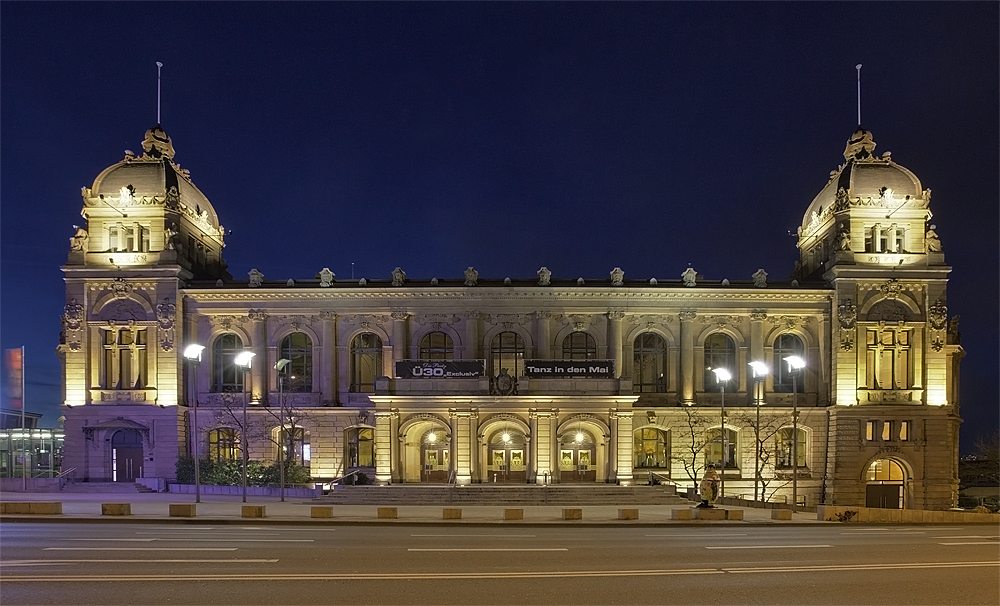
[503,508,524,520]
[618,508,639,520]
[242,505,266,518]
[562,508,582,520]
[725,509,744,520]
[771,509,792,520]
[377,507,397,519]
[442,508,462,519]
[169,503,197,517]
[101,503,132,516]
[1,502,62,515]
[311,506,334,518]
[671,509,693,520]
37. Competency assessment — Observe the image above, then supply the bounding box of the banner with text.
[523,360,615,378]
[396,360,486,379]
[5,348,24,410]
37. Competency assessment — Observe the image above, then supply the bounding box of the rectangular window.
[899,421,910,441]
[109,226,119,251]
[882,421,892,441]
[101,327,147,389]
[866,328,911,390]
[865,421,876,441]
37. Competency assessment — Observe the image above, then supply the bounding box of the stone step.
[315,485,689,505]
[61,482,140,493]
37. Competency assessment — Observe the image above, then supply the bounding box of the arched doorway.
[865,458,905,509]
[111,429,143,482]
[559,428,597,483]
[420,428,450,483]
[486,428,527,483]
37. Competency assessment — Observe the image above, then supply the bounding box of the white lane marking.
[939,542,999,546]
[407,548,568,552]
[840,531,925,535]
[43,548,238,551]
[410,534,536,538]
[2,559,278,564]
[0,563,74,567]
[134,531,280,535]
[706,545,833,550]
[156,538,314,543]
[936,535,999,539]
[646,533,747,537]
[724,561,1000,574]
[61,539,156,542]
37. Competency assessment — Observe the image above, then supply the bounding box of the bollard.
[562,508,582,520]
[311,506,334,518]
[101,503,132,516]
[618,508,639,520]
[169,504,197,518]
[693,507,726,520]
[242,505,266,518]
[503,508,524,520]
[671,509,693,520]
[725,509,744,521]
[771,509,792,520]
[1,502,62,515]
[442,508,462,520]
[377,507,397,519]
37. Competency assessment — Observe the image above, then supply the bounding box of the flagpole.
[21,346,27,490]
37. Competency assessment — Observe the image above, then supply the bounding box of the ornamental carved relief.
[610,267,625,286]
[878,278,902,299]
[838,299,857,330]
[607,310,626,321]
[840,335,854,352]
[928,300,947,330]
[489,313,529,330]
[416,314,459,326]
[318,268,335,287]
[702,315,741,328]
[391,267,407,286]
[464,267,479,286]
[537,267,552,286]
[247,309,268,322]
[345,314,388,329]
[681,268,698,287]
[212,315,247,331]
[110,278,132,299]
[767,315,806,330]
[749,309,768,321]
[678,310,697,321]
[866,299,909,323]
[248,269,264,287]
[318,311,337,322]
[63,299,84,331]
[156,298,176,352]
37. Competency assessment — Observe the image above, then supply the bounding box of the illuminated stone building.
[58,125,964,509]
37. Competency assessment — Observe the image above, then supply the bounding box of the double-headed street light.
[275,358,291,502]
[234,351,256,503]
[784,354,806,513]
[182,344,205,504]
[748,361,769,502]
[710,367,732,499]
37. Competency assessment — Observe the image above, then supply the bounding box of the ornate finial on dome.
[844,127,876,161]
[141,125,175,160]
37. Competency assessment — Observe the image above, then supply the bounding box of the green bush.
[175,456,310,487]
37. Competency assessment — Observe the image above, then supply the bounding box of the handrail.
[328,469,362,488]
[57,467,76,479]
[647,471,677,486]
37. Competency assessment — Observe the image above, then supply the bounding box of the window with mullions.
[350,333,383,393]
[347,428,374,467]
[633,428,669,468]
[562,332,597,360]
[633,333,667,393]
[776,427,807,468]
[704,428,738,469]
[101,327,148,389]
[272,427,309,466]
[866,328,911,389]
[208,428,239,461]
[489,331,524,377]
[419,332,454,360]
[773,334,805,393]
[211,334,244,392]
[703,333,736,392]
[278,333,312,392]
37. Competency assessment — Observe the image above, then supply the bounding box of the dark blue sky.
[2,3,996,452]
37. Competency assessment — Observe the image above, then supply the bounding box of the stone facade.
[58,125,963,509]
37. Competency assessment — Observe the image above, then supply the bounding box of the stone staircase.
[315,484,691,506]
[61,481,143,494]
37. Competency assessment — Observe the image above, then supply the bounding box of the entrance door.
[112,429,143,482]
[487,429,527,483]
[866,484,903,508]
[420,429,450,483]
[559,429,597,483]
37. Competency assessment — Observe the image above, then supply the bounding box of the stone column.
[534,312,551,359]
[450,410,473,485]
[391,312,408,377]
[609,412,619,481]
[464,312,480,361]
[248,309,268,402]
[531,410,556,484]
[613,410,634,485]
[389,411,401,483]
[469,411,479,482]
[750,310,765,392]
[529,413,538,482]
[608,310,625,378]
[679,310,696,403]
[374,410,396,485]
[320,312,337,405]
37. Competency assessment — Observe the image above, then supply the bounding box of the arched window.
[489,331,524,378]
[562,332,597,360]
[773,334,805,393]
[633,333,666,393]
[212,334,244,393]
[704,333,736,392]
[278,333,312,392]
[633,428,669,468]
[776,427,807,468]
[419,332,453,360]
[705,428,738,469]
[346,428,374,467]
[272,427,309,466]
[350,333,383,393]
[208,428,239,461]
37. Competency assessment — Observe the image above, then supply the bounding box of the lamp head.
[748,361,769,377]
[711,368,732,383]
[183,344,205,362]
[234,351,256,368]
[784,355,806,371]
[275,358,292,372]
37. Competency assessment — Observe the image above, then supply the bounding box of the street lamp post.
[710,368,732,499]
[275,359,291,503]
[182,344,205,504]
[234,351,256,503]
[784,355,806,513]
[748,361,769,502]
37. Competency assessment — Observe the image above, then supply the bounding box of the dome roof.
[87,126,221,229]
[801,128,923,231]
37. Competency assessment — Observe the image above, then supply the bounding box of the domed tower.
[804,129,963,509]
[60,126,227,482]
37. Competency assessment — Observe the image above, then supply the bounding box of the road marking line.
[134,531,280,535]
[410,534,536,538]
[840,532,925,535]
[646,533,747,537]
[0,563,74,567]
[706,545,833,550]
[936,536,999,539]
[42,548,238,551]
[155,538,314,543]
[61,539,156,542]
[407,548,568,552]
[724,561,1000,574]
[2,559,278,564]
[938,542,998,546]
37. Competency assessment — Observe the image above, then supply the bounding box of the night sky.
[1,3,996,453]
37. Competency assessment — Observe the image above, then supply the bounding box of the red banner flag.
[5,348,23,411]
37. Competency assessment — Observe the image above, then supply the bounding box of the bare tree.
[670,404,713,492]
[732,408,795,502]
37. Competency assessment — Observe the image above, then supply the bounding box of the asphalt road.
[2,523,997,605]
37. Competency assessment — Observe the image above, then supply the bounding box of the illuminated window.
[107,223,149,253]
[866,458,904,482]
[419,332,453,361]
[350,333,383,393]
[273,427,309,466]
[633,333,667,394]
[633,428,669,468]
[101,327,147,389]
[704,333,736,392]
[776,428,807,468]
[899,421,911,441]
[278,333,312,392]
[208,428,239,461]
[704,428,738,469]
[882,421,892,441]
[211,334,244,392]
[865,421,877,441]
[562,332,597,360]
[489,331,524,378]
[773,334,805,393]
[894,228,906,253]
[865,328,911,389]
[347,428,374,467]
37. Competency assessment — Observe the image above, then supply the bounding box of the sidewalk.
[0,491,825,526]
